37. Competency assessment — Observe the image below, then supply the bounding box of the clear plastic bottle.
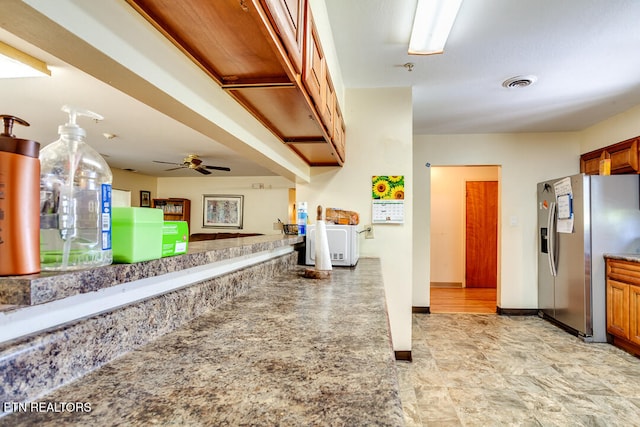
[39,106,113,271]
[297,201,308,236]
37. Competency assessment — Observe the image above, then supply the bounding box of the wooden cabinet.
[333,102,346,162]
[303,9,324,117]
[261,0,305,74]
[631,285,640,346]
[607,278,630,339]
[609,138,639,174]
[580,137,640,175]
[605,257,640,356]
[152,198,191,231]
[127,0,345,167]
[579,149,607,175]
[300,3,346,163]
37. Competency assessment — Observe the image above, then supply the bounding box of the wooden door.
[465,181,498,288]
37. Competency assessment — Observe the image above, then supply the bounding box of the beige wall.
[581,104,640,153]
[430,166,500,285]
[297,87,413,351]
[413,132,581,309]
[157,176,293,235]
[112,168,157,207]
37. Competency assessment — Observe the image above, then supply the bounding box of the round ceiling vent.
[502,75,537,89]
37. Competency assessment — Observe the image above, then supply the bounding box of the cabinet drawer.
[607,259,640,287]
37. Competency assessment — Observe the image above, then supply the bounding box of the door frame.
[428,165,502,308]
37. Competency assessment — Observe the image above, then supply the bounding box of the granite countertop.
[1,258,404,426]
[603,253,640,263]
[0,234,302,309]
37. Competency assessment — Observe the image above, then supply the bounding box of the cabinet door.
[609,138,639,174]
[321,75,335,137]
[580,149,606,175]
[630,285,640,345]
[332,103,345,162]
[607,279,630,339]
[261,0,305,73]
[303,6,325,113]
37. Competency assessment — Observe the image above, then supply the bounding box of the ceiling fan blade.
[195,167,212,175]
[165,167,185,171]
[204,165,231,171]
[153,160,182,165]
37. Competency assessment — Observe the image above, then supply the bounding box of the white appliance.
[305,224,359,267]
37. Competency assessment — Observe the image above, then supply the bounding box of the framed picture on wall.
[140,190,151,207]
[203,194,244,228]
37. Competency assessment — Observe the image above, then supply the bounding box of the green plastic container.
[162,221,189,257]
[111,207,163,263]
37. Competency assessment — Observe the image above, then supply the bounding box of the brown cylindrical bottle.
[0,115,40,275]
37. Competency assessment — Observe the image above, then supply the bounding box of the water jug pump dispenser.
[39,105,113,271]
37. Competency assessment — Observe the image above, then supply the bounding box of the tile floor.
[396,313,640,426]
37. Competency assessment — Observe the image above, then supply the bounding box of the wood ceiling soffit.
[126,0,293,86]
[126,0,342,167]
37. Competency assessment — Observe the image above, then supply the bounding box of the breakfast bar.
[0,236,403,425]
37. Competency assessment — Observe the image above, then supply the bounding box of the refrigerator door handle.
[547,201,558,277]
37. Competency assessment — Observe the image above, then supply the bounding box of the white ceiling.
[2,0,640,178]
[326,0,640,134]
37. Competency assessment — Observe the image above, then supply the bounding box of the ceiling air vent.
[502,75,537,89]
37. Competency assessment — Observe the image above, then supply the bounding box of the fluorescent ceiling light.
[0,41,51,78]
[409,0,462,55]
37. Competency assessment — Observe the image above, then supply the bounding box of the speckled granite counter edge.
[0,252,297,404]
[603,253,640,263]
[0,235,302,307]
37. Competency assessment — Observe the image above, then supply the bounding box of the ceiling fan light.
[408,0,463,55]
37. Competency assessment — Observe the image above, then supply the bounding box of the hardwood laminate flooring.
[430,286,496,314]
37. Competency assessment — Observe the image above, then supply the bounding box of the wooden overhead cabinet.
[608,138,639,174]
[126,0,345,167]
[261,0,305,74]
[579,149,607,176]
[580,137,639,175]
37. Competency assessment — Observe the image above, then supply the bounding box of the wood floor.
[430,285,496,314]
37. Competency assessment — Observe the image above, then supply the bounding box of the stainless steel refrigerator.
[537,173,640,342]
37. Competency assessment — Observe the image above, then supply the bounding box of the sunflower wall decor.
[371,176,405,224]
[372,176,404,200]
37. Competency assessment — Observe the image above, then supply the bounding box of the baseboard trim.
[395,351,412,362]
[412,306,430,314]
[497,307,538,316]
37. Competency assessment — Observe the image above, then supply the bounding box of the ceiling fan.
[153,154,231,175]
